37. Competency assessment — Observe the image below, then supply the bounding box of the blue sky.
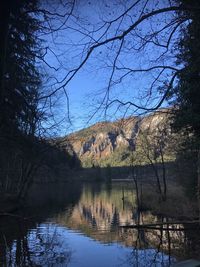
[39,0,179,135]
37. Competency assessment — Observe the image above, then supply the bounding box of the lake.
[0,181,200,266]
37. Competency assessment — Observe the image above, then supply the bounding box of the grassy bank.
[139,183,198,219]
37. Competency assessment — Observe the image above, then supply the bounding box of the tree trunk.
[160,144,167,201]
[197,150,200,221]
[0,1,11,106]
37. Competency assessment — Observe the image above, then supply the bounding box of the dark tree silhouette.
[0,0,42,135]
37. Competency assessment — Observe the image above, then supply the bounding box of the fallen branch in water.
[121,226,190,231]
[120,220,200,230]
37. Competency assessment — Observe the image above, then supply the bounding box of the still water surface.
[0,182,199,266]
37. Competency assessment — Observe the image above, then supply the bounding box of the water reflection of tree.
[181,223,200,260]
[123,222,174,267]
[89,182,102,199]
[105,179,112,197]
[0,181,83,266]
[1,223,72,266]
[121,213,200,266]
[111,207,120,230]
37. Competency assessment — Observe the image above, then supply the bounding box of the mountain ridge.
[61,109,175,167]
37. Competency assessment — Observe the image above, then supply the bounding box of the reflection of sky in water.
[7,222,174,267]
[65,228,174,267]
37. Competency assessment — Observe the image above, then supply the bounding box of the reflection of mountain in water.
[59,183,136,231]
[54,184,186,254]
[1,182,200,266]
[53,183,200,261]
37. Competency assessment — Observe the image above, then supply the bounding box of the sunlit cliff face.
[65,111,170,163]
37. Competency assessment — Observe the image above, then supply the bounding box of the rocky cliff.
[62,110,174,167]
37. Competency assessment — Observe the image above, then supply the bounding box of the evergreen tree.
[0,0,41,136]
[172,0,200,141]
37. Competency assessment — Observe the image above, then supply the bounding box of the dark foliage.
[0,1,80,204]
[0,0,42,135]
[172,0,200,142]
